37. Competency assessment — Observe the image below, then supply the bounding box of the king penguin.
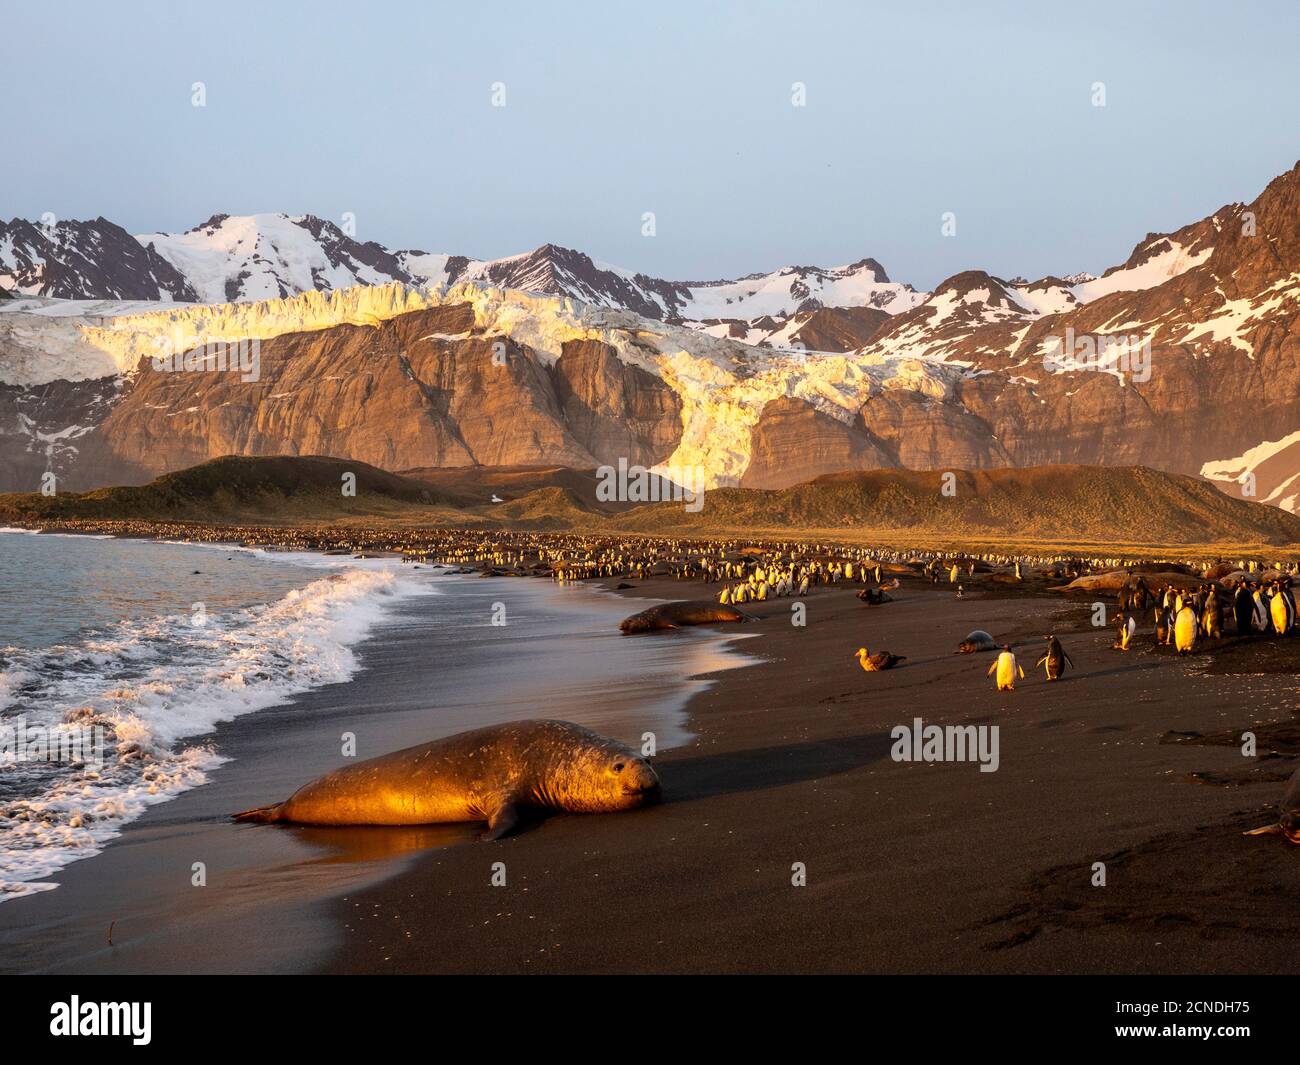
[1174,603,1198,654]
[988,646,1024,691]
[1270,585,1290,635]
[1114,612,1137,651]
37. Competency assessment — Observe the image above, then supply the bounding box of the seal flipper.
[232,802,286,823]
[482,800,520,841]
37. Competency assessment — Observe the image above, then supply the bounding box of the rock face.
[550,339,682,468]
[741,397,892,489]
[782,306,891,352]
[1,302,689,491]
[912,164,1297,487]
[0,375,128,492]
[80,304,575,485]
[3,161,1300,508]
[859,388,1011,471]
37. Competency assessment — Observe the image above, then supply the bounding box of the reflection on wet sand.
[289,822,479,863]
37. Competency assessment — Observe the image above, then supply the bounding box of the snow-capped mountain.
[2,161,1298,511]
[1,214,923,334]
[0,217,198,301]
[137,214,416,303]
[0,205,1229,350]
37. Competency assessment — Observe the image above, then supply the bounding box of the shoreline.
[2,527,1299,973]
[4,515,1298,565]
[0,536,756,973]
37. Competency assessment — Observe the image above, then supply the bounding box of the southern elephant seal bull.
[233,720,660,840]
[619,600,751,634]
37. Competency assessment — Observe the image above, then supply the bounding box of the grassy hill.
[606,466,1300,547]
[5,457,1299,552]
[0,455,462,523]
[398,464,669,512]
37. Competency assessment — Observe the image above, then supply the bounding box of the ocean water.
[0,531,748,904]
[0,532,434,900]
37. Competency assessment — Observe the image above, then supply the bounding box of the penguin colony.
[17,519,1299,843]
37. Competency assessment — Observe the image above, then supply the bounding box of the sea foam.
[0,566,428,899]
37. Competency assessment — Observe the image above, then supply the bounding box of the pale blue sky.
[4,0,1298,288]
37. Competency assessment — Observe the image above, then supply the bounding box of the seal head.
[544,739,661,813]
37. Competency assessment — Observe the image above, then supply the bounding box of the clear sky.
[4,0,1298,289]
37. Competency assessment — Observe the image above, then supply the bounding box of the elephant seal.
[1244,764,1300,843]
[619,600,750,634]
[955,629,996,654]
[232,719,660,840]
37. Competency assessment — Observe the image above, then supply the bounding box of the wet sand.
[322,577,1300,974]
[2,568,1297,974]
[0,572,750,973]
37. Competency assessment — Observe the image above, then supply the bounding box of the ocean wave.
[0,566,428,900]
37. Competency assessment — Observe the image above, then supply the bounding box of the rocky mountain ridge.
[1,162,1296,515]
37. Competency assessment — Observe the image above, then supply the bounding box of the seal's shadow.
[659,732,895,802]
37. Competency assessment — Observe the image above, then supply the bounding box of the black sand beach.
[322,577,1300,975]
[1,565,1297,974]
[0,572,749,973]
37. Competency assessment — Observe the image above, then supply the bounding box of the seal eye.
[613,763,625,773]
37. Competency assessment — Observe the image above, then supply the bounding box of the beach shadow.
[660,732,895,801]
[1075,661,1164,681]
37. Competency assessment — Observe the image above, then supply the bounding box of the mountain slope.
[140,214,418,303]
[1,194,1251,355]
[611,466,1300,545]
[2,214,922,334]
[0,217,198,301]
[1,162,1298,513]
[6,457,1298,549]
[0,455,454,522]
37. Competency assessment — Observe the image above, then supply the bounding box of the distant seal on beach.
[232,720,660,840]
[1244,765,1300,844]
[956,630,996,654]
[619,600,750,634]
